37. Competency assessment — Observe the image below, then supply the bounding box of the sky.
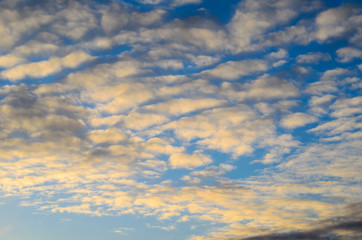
[0,0,361,239]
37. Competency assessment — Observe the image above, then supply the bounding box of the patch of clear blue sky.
[0,199,210,240]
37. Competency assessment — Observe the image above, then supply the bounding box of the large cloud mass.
[0,0,361,240]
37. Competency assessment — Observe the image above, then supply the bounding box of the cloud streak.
[1,51,95,81]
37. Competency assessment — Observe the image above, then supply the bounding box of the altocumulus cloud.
[0,0,361,240]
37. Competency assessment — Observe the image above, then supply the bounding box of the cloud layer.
[0,0,361,240]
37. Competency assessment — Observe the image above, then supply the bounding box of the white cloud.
[172,0,201,6]
[330,96,362,118]
[53,5,97,40]
[201,60,268,80]
[310,117,362,138]
[268,49,288,59]
[1,51,95,81]
[305,81,338,95]
[309,94,335,107]
[169,152,212,169]
[143,138,184,156]
[11,41,59,57]
[227,0,320,52]
[97,84,154,114]
[114,227,134,235]
[89,115,123,128]
[137,0,201,6]
[146,223,175,231]
[100,6,128,34]
[0,1,361,240]
[187,54,220,68]
[153,59,184,69]
[321,68,351,80]
[138,159,168,172]
[315,5,361,42]
[221,74,299,101]
[145,98,225,116]
[164,104,277,157]
[308,94,335,115]
[296,52,331,64]
[272,60,287,67]
[191,163,235,177]
[281,112,317,129]
[124,112,169,130]
[131,9,166,26]
[0,54,25,68]
[88,128,128,144]
[137,0,163,4]
[336,47,362,62]
[0,8,52,50]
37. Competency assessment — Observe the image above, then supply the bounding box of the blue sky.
[0,0,361,239]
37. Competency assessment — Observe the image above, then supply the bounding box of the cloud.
[0,54,25,68]
[281,112,317,129]
[227,0,320,52]
[138,159,168,172]
[230,202,362,240]
[272,60,286,68]
[336,47,362,63]
[296,52,331,64]
[268,49,288,59]
[169,152,212,169]
[242,75,298,100]
[330,96,362,118]
[100,4,128,34]
[124,112,169,130]
[320,68,351,81]
[201,60,268,80]
[0,8,52,51]
[305,80,338,95]
[308,94,335,115]
[164,104,278,157]
[221,74,299,101]
[172,0,201,6]
[191,163,235,177]
[137,0,201,6]
[97,84,154,114]
[11,41,59,57]
[114,227,134,235]
[1,51,95,81]
[146,223,175,231]
[309,117,361,137]
[315,5,362,44]
[52,4,97,40]
[145,98,225,116]
[0,1,361,240]
[142,138,184,156]
[131,9,166,26]
[88,128,128,144]
[186,54,221,68]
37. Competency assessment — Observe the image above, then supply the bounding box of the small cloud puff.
[169,152,212,169]
[1,51,95,81]
[296,52,331,64]
[201,60,268,80]
[281,112,317,129]
[336,47,362,63]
